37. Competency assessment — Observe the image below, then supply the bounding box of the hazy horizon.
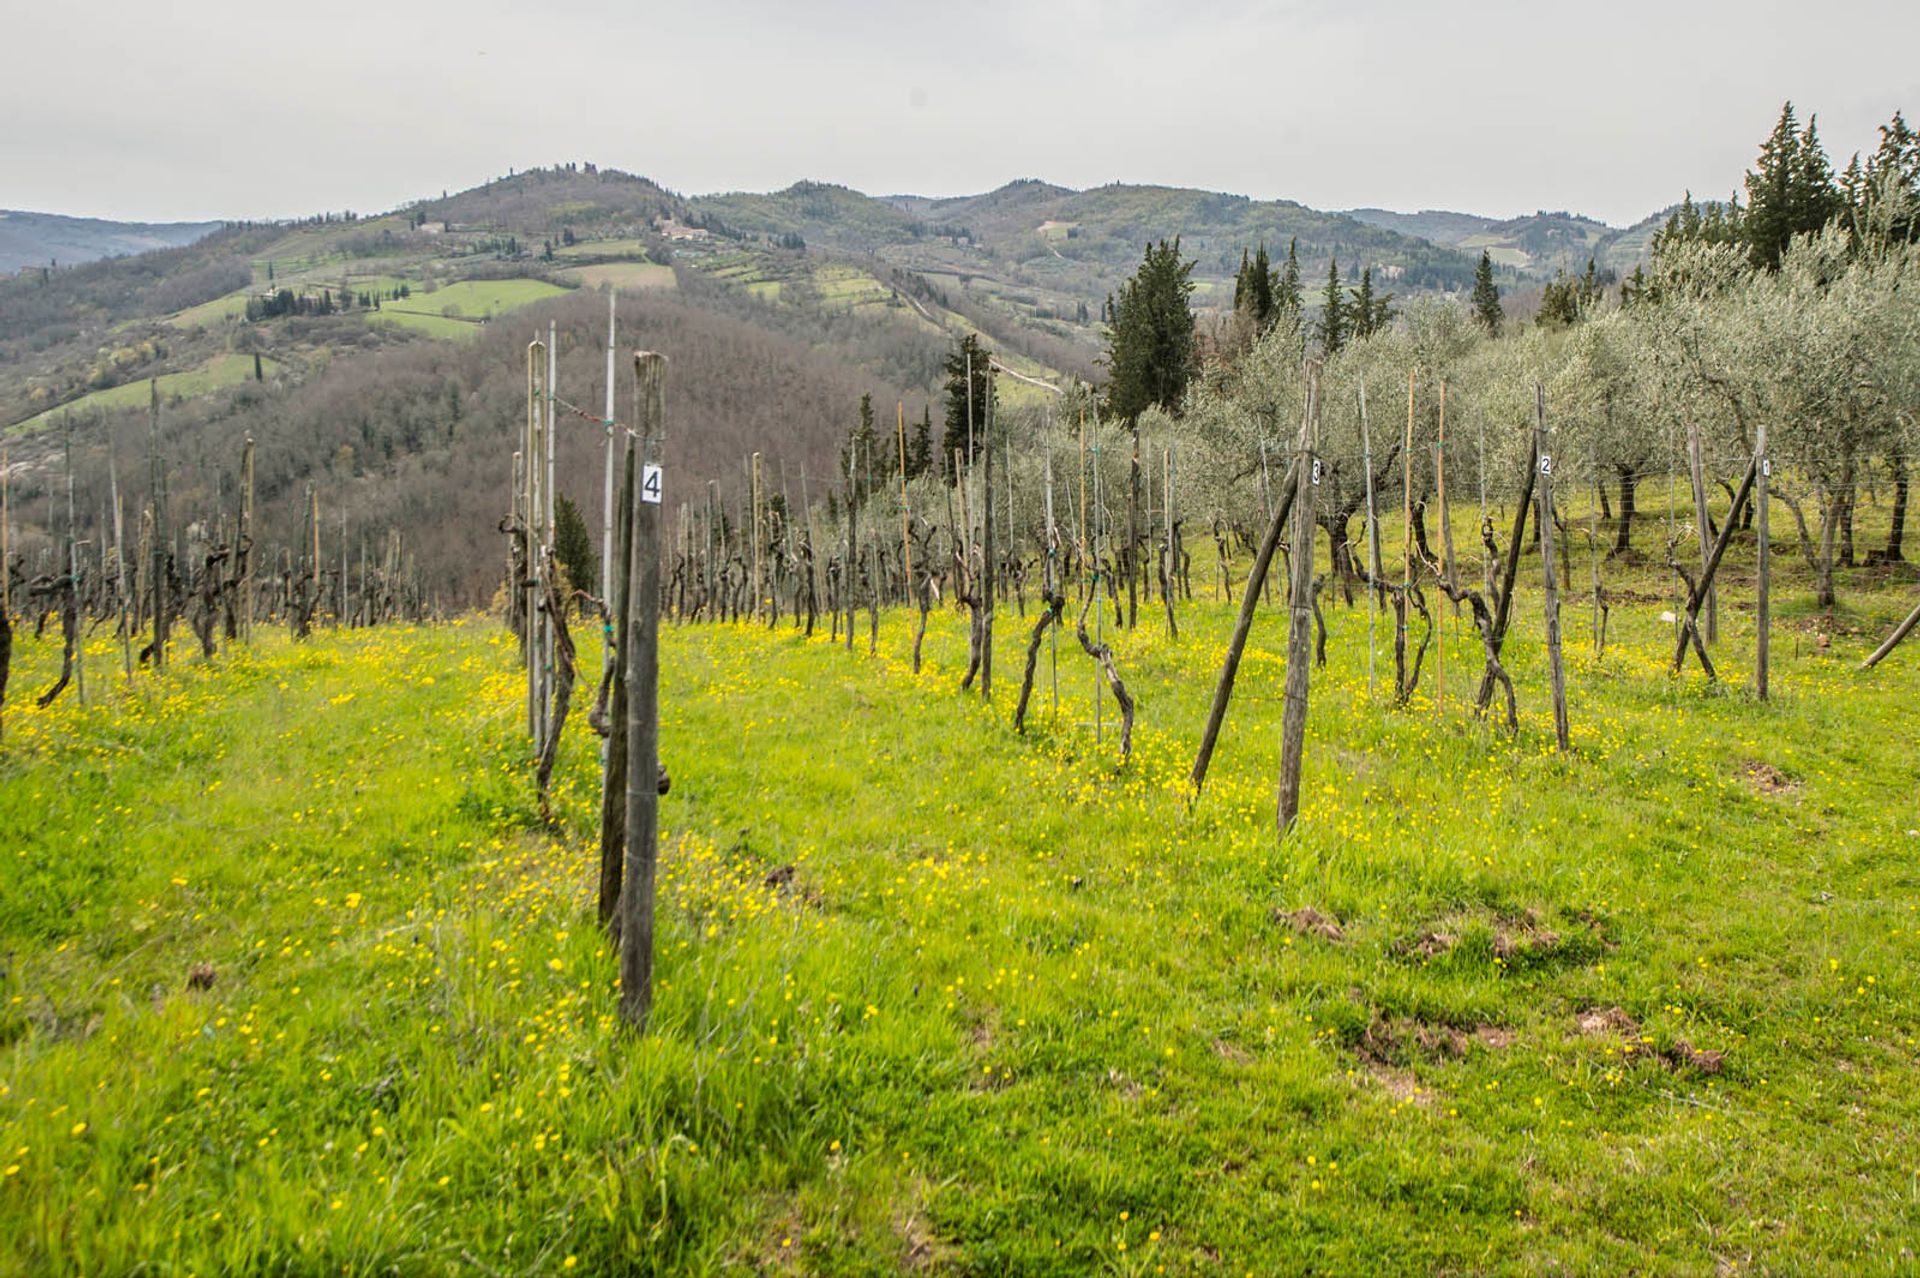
[5,0,1916,228]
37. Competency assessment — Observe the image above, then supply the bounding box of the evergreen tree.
[1103,237,1197,420]
[908,405,933,481]
[1276,237,1303,315]
[842,392,879,506]
[941,335,995,472]
[1350,266,1392,339]
[1317,254,1347,355]
[1233,244,1277,328]
[1471,249,1503,334]
[1745,102,1840,270]
[552,494,596,599]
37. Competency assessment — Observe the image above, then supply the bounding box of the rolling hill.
[0,164,1670,604]
[0,209,223,274]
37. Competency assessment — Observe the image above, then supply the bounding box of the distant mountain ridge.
[1342,205,1675,278]
[0,210,223,274]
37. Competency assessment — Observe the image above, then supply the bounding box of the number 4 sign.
[641,464,663,505]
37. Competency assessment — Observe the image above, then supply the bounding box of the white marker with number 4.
[641,464,663,505]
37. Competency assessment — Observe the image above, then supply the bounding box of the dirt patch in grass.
[1575,1006,1724,1075]
[1355,1013,1514,1068]
[1274,906,1345,943]
[1740,760,1800,795]
[1392,906,1614,972]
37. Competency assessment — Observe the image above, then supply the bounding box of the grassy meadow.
[1,538,1918,1274]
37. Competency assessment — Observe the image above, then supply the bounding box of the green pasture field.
[10,355,281,436]
[556,264,677,292]
[370,279,574,340]
[1,528,1917,1274]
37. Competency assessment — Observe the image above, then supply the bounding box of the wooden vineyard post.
[1360,385,1379,699]
[1535,384,1570,752]
[148,379,168,672]
[109,450,130,679]
[240,437,255,646]
[751,452,764,622]
[599,440,635,934]
[1,443,9,622]
[897,403,912,604]
[1277,360,1322,834]
[981,400,995,698]
[602,291,618,606]
[620,352,666,1032]
[1435,381,1450,715]
[1755,421,1770,699]
[1398,371,1414,698]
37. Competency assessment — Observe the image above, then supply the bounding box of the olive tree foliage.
[1640,229,1920,606]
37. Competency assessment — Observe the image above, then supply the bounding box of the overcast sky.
[5,0,1915,227]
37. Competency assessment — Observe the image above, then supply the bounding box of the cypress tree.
[1318,254,1347,355]
[908,405,933,480]
[553,494,597,599]
[1276,237,1303,315]
[1103,238,1197,420]
[1471,250,1502,335]
[941,335,994,471]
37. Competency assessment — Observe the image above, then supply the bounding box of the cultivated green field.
[2,554,1918,1274]
[11,354,281,435]
[371,279,574,339]
[557,263,678,292]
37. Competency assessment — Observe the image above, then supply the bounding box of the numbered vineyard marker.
[1310,457,1323,486]
[1762,457,1772,478]
[641,464,663,505]
[1539,454,1553,476]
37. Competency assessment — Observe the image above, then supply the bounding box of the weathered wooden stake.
[1191,453,1300,794]
[599,441,635,933]
[1535,384,1570,752]
[1686,415,1718,644]
[1755,422,1770,698]
[620,353,666,1032]
[1277,360,1322,833]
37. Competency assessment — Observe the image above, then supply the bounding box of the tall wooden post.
[1277,360,1322,834]
[64,420,84,705]
[1756,421,1770,700]
[1434,381,1450,715]
[751,452,764,621]
[240,437,255,645]
[109,450,130,679]
[981,398,996,697]
[620,352,667,1031]
[1,444,9,623]
[1536,384,1570,752]
[1359,385,1380,699]
[1686,416,1718,643]
[599,440,635,932]
[897,403,912,601]
[148,379,168,671]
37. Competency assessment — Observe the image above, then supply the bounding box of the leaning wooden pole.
[1755,423,1771,699]
[620,352,667,1032]
[1862,596,1920,670]
[1277,359,1323,834]
[1535,384,1570,752]
[1670,456,1758,676]
[1191,465,1300,794]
